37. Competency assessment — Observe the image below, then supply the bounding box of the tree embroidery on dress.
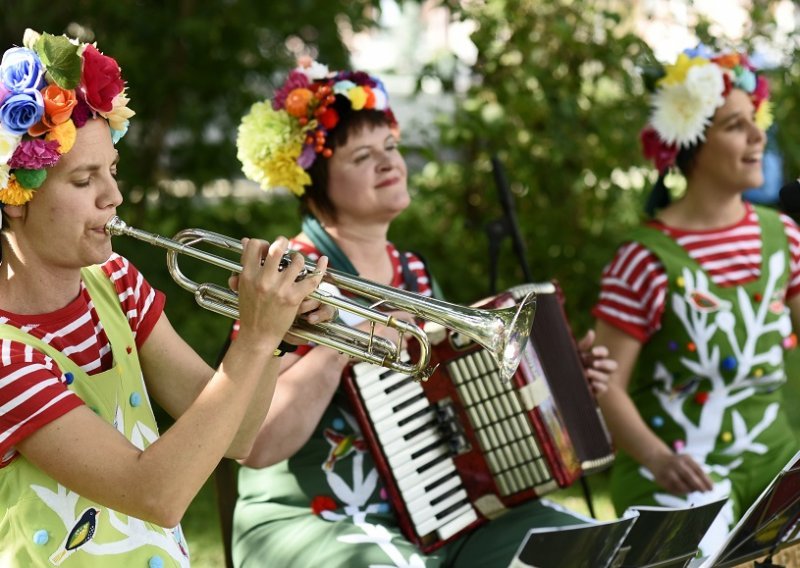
[640,250,791,552]
[320,408,426,568]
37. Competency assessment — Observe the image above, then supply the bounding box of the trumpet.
[105,216,536,381]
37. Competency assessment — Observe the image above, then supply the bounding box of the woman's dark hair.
[300,109,394,222]
[644,142,703,217]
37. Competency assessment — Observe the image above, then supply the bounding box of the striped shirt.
[230,240,433,345]
[593,204,800,342]
[0,254,165,467]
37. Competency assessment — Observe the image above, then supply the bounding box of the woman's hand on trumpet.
[228,237,330,350]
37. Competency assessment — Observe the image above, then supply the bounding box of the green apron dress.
[610,206,798,552]
[0,265,191,567]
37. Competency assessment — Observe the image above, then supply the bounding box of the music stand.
[692,449,800,568]
[508,512,639,568]
[611,498,727,568]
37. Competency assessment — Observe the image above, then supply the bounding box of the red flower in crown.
[640,125,678,173]
[80,44,124,113]
[753,75,770,107]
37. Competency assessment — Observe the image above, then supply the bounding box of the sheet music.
[508,511,638,568]
[616,499,726,567]
[692,449,800,567]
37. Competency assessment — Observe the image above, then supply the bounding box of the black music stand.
[611,498,726,568]
[508,513,638,568]
[692,450,800,568]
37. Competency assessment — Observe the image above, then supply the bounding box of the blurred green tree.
[399,0,653,333]
[401,0,800,335]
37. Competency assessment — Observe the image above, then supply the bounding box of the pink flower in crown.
[753,75,770,106]
[344,70,375,88]
[641,125,678,173]
[8,138,60,169]
[272,70,311,111]
[71,91,93,128]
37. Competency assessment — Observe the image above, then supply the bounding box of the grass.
[182,479,226,567]
[181,351,800,567]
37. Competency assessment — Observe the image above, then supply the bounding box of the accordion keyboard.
[353,363,479,541]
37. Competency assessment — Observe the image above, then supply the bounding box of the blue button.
[32,529,49,545]
[130,392,142,407]
[148,556,164,568]
[64,372,74,385]
[721,356,737,371]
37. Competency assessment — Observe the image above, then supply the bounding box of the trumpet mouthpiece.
[104,216,127,236]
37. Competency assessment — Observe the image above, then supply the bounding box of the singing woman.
[593,45,800,554]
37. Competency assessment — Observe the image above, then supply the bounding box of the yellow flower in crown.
[755,99,773,131]
[0,176,33,206]
[658,53,711,87]
[237,100,313,197]
[236,59,397,197]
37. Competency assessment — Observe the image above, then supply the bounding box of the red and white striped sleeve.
[779,213,800,300]
[0,349,83,467]
[102,254,166,347]
[592,241,668,342]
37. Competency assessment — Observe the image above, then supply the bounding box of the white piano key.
[406,471,463,513]
[359,371,413,401]
[363,380,421,413]
[415,492,470,536]
[425,502,476,539]
[382,418,440,452]
[402,467,459,505]
[410,486,468,526]
[374,409,436,446]
[371,393,428,424]
[353,364,391,388]
[385,430,442,468]
[437,506,479,541]
[392,443,451,481]
[396,456,456,493]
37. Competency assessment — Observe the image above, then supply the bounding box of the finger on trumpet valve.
[295,269,323,282]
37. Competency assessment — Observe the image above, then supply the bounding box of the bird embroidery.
[49,507,100,566]
[322,428,367,471]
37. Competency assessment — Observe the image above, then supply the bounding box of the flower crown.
[0,29,134,207]
[237,58,397,197]
[640,45,773,173]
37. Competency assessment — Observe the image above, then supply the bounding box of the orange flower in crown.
[0,29,135,207]
[237,59,397,197]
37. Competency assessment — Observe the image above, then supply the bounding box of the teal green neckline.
[301,215,359,276]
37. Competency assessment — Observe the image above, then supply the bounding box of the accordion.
[343,282,615,552]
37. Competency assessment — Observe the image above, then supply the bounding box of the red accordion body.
[342,282,614,553]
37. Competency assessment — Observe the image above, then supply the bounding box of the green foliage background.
[4,2,800,566]
[5,1,799,360]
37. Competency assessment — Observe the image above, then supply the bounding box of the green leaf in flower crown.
[33,33,82,90]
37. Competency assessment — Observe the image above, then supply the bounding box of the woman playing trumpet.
[0,29,331,566]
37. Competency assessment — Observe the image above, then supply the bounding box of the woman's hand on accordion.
[577,329,618,397]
